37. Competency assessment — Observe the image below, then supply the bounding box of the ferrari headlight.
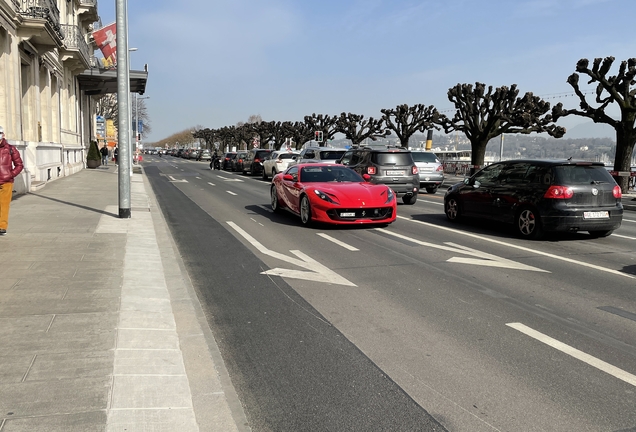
[314,189,338,204]
[384,188,395,204]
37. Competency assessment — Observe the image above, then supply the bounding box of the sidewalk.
[0,165,248,431]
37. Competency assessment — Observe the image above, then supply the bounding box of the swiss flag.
[92,22,117,66]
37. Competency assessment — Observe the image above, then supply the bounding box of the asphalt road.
[145,156,636,432]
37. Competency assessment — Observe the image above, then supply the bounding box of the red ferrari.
[270,163,397,226]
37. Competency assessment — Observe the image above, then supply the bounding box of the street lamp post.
[116,0,132,218]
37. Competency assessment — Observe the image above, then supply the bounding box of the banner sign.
[92,22,117,66]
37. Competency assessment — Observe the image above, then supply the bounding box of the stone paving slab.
[0,166,245,431]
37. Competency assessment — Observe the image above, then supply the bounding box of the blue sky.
[98,0,633,142]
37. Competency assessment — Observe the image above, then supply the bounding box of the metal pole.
[499,134,504,161]
[134,93,138,153]
[116,0,131,218]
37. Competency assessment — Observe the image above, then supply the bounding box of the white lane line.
[622,219,636,223]
[612,234,636,240]
[419,199,444,206]
[398,215,635,279]
[207,182,215,186]
[196,177,201,179]
[507,322,636,387]
[258,205,272,213]
[317,233,359,251]
[226,190,237,196]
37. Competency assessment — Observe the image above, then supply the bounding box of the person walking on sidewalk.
[0,126,24,236]
[100,144,109,166]
[113,146,119,164]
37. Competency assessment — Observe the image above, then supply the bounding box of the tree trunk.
[613,124,636,192]
[469,140,489,175]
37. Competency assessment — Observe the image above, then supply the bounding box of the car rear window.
[371,152,414,166]
[554,165,615,185]
[318,150,346,160]
[278,153,297,160]
[411,152,440,163]
[255,151,271,158]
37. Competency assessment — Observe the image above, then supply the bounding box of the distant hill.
[564,121,615,139]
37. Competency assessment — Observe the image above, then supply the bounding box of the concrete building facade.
[0,1,147,196]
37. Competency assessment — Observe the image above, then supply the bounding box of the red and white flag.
[92,22,117,66]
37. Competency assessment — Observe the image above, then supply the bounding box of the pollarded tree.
[380,104,440,148]
[443,82,564,174]
[192,128,218,149]
[284,121,315,150]
[303,114,338,145]
[247,121,276,150]
[552,57,636,192]
[335,113,389,146]
[266,121,291,150]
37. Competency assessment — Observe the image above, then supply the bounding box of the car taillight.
[613,185,622,198]
[367,167,376,175]
[544,185,574,199]
[254,158,261,163]
[436,165,444,172]
[412,166,419,175]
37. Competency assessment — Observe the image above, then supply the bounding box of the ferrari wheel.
[300,195,312,226]
[271,186,282,213]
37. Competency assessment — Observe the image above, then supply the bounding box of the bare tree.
[335,113,389,146]
[381,104,440,148]
[303,113,338,145]
[443,83,564,174]
[552,57,636,191]
[95,93,152,137]
[284,121,315,150]
[247,114,263,124]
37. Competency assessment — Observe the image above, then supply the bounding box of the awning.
[77,67,148,95]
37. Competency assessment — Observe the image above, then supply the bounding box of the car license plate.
[386,170,404,175]
[340,212,356,217]
[583,211,609,219]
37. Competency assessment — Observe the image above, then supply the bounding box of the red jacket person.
[0,126,24,235]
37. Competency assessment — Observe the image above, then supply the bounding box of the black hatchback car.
[444,159,623,239]
[242,148,272,176]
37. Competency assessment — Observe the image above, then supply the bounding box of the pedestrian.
[0,126,24,236]
[113,146,119,164]
[100,144,109,166]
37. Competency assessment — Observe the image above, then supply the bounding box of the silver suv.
[410,150,445,194]
[338,146,420,204]
[295,146,348,164]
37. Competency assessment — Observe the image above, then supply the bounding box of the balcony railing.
[79,0,97,5]
[19,0,63,40]
[61,24,90,66]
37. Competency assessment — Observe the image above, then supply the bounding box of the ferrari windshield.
[300,166,364,183]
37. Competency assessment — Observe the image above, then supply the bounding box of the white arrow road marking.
[216,175,244,182]
[168,175,188,183]
[227,222,356,286]
[445,242,548,271]
[613,234,636,240]
[317,233,359,251]
[507,323,636,387]
[398,216,635,279]
[375,228,548,272]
